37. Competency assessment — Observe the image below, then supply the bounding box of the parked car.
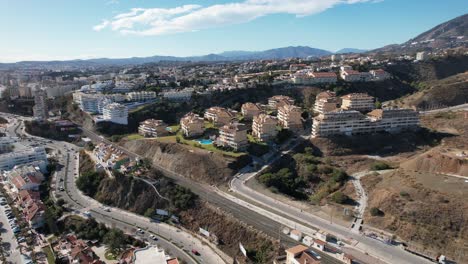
[137,228,144,234]
[191,249,200,255]
[12,227,20,233]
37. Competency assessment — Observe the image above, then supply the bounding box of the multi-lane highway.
[1,114,225,264]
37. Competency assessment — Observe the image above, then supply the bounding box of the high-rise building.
[102,103,128,125]
[33,89,48,120]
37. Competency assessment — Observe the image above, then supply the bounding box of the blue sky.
[0,0,466,62]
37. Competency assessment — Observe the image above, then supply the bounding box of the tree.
[103,228,127,254]
[331,192,348,204]
[370,161,391,171]
[76,171,104,197]
[144,208,155,218]
[375,100,382,109]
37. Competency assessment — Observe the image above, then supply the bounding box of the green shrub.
[331,192,348,204]
[370,207,383,216]
[370,161,391,171]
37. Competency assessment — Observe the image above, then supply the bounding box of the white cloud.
[94,0,375,36]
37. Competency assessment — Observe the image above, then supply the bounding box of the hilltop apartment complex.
[216,122,248,151]
[180,112,204,138]
[312,108,419,138]
[138,119,168,137]
[252,113,278,142]
[340,93,375,112]
[278,104,303,132]
[241,102,263,120]
[268,95,295,110]
[204,107,236,126]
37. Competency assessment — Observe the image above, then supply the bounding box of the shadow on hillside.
[311,128,455,157]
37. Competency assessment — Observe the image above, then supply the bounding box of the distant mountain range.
[0,46,369,68]
[372,13,468,53]
[335,48,368,54]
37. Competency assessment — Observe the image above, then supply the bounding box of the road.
[2,114,226,264]
[230,165,433,264]
[419,103,468,114]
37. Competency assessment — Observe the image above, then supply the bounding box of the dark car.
[191,249,200,255]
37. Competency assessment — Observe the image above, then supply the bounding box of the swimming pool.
[196,139,213,145]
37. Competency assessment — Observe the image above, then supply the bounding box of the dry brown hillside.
[123,139,250,184]
[362,111,468,263]
[391,71,468,110]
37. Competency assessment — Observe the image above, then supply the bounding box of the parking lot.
[0,196,24,264]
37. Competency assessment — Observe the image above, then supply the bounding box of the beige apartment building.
[340,93,375,112]
[138,119,168,138]
[252,113,278,142]
[313,91,339,114]
[241,102,263,120]
[204,107,236,126]
[268,95,295,110]
[180,113,205,138]
[312,108,419,138]
[278,104,303,132]
[216,122,248,151]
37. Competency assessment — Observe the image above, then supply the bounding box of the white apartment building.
[312,108,419,138]
[370,69,391,81]
[278,104,303,132]
[0,147,47,172]
[292,71,337,85]
[416,51,426,61]
[102,103,128,125]
[252,114,278,142]
[162,88,194,102]
[127,91,157,102]
[340,69,372,82]
[73,92,106,113]
[138,119,168,137]
[217,123,248,151]
[33,89,48,120]
[341,93,375,112]
[313,91,339,114]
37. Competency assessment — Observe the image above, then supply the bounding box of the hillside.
[390,71,468,109]
[408,14,468,44]
[385,54,468,82]
[361,111,468,264]
[123,139,250,184]
[372,14,468,53]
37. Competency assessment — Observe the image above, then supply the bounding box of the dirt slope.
[362,169,468,263]
[401,148,468,176]
[123,139,250,184]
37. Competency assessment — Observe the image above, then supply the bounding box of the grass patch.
[43,245,55,264]
[204,121,216,129]
[105,250,117,260]
[125,134,144,140]
[168,124,180,133]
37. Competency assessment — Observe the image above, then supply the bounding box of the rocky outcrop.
[123,139,251,184]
